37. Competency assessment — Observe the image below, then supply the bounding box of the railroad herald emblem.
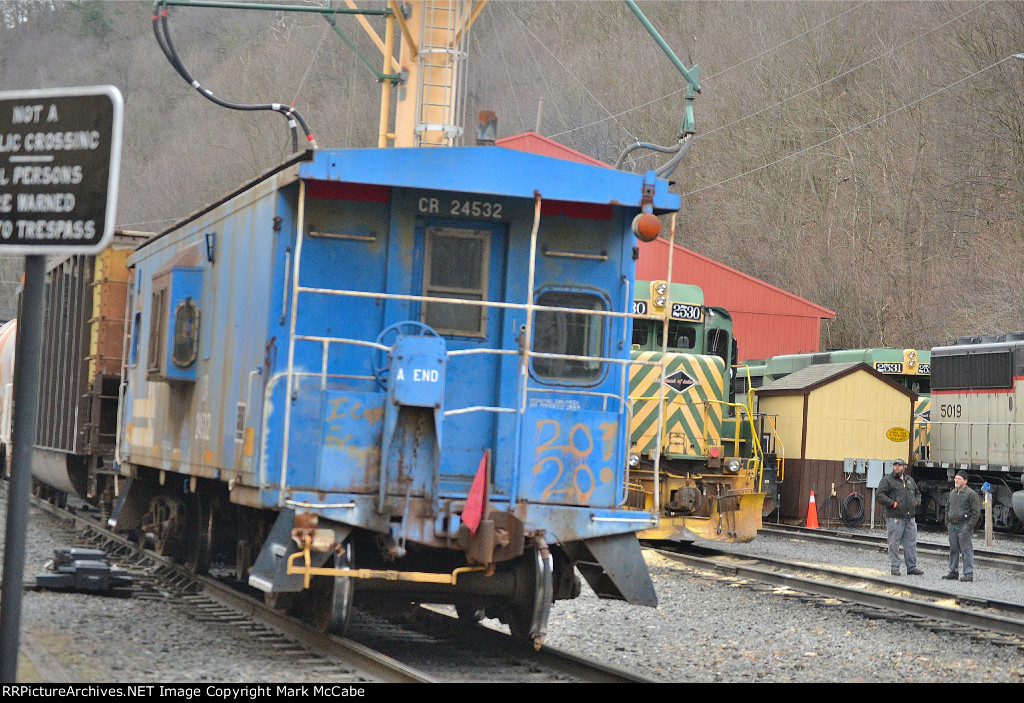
[664,368,698,393]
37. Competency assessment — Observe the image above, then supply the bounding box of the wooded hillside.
[2,0,1023,353]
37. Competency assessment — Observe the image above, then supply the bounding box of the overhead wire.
[622,1,992,174]
[496,1,570,138]
[548,0,870,141]
[152,1,317,153]
[696,0,992,143]
[289,5,335,110]
[684,55,1015,197]
[499,0,640,144]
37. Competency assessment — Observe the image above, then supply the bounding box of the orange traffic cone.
[806,490,820,529]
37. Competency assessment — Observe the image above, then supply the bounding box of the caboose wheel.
[303,541,355,636]
[141,495,186,561]
[501,541,554,649]
[182,495,213,575]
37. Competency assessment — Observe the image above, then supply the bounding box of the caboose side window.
[532,291,605,381]
[147,288,166,375]
[171,298,200,369]
[422,226,489,337]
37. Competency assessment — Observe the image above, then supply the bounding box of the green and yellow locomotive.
[626,280,780,542]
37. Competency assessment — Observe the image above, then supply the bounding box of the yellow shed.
[756,362,917,525]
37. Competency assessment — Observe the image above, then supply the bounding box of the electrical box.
[867,459,884,488]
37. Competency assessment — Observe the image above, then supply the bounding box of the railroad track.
[28,498,423,683]
[26,495,653,683]
[759,524,1024,573]
[652,542,1024,648]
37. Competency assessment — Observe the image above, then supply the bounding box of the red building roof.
[636,238,835,360]
[496,132,611,168]
[495,132,836,360]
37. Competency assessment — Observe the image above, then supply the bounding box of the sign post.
[0,86,122,683]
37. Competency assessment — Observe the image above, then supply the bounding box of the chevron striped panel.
[629,351,727,460]
[914,396,930,460]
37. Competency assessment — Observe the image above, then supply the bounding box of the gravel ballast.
[3,485,1023,683]
[546,531,1024,683]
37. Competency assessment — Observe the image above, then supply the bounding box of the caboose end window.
[422,226,490,337]
[532,291,606,381]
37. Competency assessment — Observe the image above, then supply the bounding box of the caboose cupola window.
[171,297,200,369]
[422,226,490,337]
[532,291,606,382]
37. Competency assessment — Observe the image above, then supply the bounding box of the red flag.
[463,451,489,535]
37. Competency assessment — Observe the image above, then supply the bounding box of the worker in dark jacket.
[942,471,982,582]
[875,458,923,576]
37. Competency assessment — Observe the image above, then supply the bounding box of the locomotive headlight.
[725,458,742,474]
[655,282,668,296]
[655,295,667,307]
[628,453,640,468]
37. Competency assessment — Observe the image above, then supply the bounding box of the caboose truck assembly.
[98,0,703,648]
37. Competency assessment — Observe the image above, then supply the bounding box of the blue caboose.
[112,146,677,646]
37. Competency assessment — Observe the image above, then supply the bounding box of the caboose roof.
[296,147,680,212]
[146,147,679,248]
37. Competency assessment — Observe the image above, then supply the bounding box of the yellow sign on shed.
[886,427,910,443]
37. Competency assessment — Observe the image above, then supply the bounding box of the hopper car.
[0,232,146,508]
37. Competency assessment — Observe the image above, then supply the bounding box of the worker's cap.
[892,458,907,466]
[955,470,968,480]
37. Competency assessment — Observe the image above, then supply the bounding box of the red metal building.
[496,132,836,360]
[636,238,834,360]
[496,131,611,168]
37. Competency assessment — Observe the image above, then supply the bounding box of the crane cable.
[151,1,317,153]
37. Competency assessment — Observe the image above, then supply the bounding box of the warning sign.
[0,86,122,254]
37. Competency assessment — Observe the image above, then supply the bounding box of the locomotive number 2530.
[671,303,701,321]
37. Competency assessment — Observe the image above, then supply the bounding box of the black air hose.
[153,2,316,153]
[841,492,865,527]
